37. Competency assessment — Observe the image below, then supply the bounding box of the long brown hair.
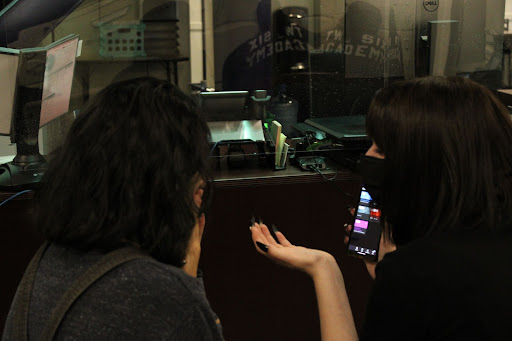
[367,76,512,245]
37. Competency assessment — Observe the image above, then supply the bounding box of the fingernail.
[343,223,348,228]
[256,241,269,253]
[249,225,252,231]
[271,224,279,233]
[250,215,256,226]
[258,217,264,224]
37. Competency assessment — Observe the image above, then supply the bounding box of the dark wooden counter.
[201,161,373,341]
[0,160,373,340]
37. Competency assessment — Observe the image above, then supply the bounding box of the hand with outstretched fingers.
[250,221,359,341]
[250,222,335,278]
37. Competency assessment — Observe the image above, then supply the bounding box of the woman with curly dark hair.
[3,77,223,340]
[250,76,512,340]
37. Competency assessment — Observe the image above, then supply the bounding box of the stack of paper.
[271,120,288,168]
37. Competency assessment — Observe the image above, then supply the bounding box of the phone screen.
[346,185,381,261]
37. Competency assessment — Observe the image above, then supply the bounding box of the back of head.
[37,77,212,266]
[366,76,512,245]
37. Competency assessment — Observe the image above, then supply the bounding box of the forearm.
[311,254,358,341]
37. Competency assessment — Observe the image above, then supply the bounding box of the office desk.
[0,190,42,334]
[201,161,373,341]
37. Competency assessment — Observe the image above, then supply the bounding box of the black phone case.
[346,185,381,262]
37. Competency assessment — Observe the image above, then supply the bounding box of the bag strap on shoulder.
[12,241,50,341]
[12,243,151,341]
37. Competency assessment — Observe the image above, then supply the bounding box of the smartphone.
[346,185,382,262]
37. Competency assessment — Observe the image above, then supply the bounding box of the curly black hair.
[36,77,212,266]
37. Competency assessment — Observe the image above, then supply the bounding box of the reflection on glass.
[214,0,505,124]
[0,0,192,155]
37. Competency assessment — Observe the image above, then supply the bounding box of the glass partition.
[213,0,505,124]
[0,0,508,172]
[206,0,506,172]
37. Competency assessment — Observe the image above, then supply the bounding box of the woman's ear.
[193,178,205,209]
[194,187,204,209]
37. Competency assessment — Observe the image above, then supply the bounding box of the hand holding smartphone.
[346,185,382,262]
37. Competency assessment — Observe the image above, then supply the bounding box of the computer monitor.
[0,48,19,136]
[199,91,250,121]
[40,36,79,127]
[415,0,504,80]
[0,34,79,190]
